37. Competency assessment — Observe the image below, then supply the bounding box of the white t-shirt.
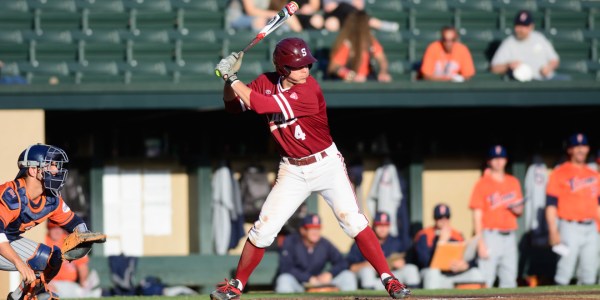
[491,31,559,80]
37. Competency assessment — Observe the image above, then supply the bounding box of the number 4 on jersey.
[294,125,306,140]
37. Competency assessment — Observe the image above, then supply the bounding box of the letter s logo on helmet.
[273,38,317,77]
[16,144,69,197]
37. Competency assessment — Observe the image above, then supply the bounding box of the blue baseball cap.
[301,214,321,228]
[434,204,451,220]
[373,211,391,226]
[567,133,589,148]
[488,145,508,159]
[514,10,534,26]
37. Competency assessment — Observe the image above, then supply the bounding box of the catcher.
[0,144,106,300]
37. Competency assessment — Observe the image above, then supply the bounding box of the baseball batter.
[211,37,410,299]
[0,144,91,300]
[546,133,600,285]
[469,145,523,288]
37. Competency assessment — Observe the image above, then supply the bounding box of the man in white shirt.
[491,10,560,81]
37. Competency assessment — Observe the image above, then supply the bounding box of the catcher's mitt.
[61,229,106,261]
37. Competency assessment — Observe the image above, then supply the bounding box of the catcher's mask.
[16,144,69,197]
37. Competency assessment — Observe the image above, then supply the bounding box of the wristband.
[226,73,239,85]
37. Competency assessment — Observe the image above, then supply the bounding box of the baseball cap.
[373,211,391,226]
[301,214,321,228]
[488,145,508,159]
[514,10,534,26]
[434,204,451,220]
[567,133,589,147]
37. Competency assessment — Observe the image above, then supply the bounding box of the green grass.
[84,285,600,300]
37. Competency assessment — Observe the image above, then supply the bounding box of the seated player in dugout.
[414,204,485,289]
[0,144,96,300]
[275,214,357,293]
[347,212,421,290]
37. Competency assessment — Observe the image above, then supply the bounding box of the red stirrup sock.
[234,239,266,289]
[354,227,393,278]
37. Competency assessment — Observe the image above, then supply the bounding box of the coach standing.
[546,133,600,285]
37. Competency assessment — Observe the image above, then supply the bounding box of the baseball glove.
[61,229,107,261]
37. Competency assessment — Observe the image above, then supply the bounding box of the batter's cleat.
[210,278,242,300]
[383,276,411,299]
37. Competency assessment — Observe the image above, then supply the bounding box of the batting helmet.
[273,37,317,76]
[16,144,69,197]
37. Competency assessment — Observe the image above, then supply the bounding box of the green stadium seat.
[405,0,449,12]
[0,30,25,44]
[69,61,122,83]
[39,11,81,31]
[76,0,125,13]
[80,32,127,63]
[28,0,77,12]
[557,59,595,80]
[0,10,32,30]
[386,59,414,81]
[174,29,223,63]
[456,11,499,31]
[123,0,172,12]
[374,31,410,61]
[168,61,215,83]
[132,12,177,30]
[86,11,130,30]
[129,30,174,62]
[544,29,585,43]
[553,40,591,60]
[365,0,408,27]
[19,61,72,84]
[538,0,582,12]
[121,60,171,83]
[448,0,494,12]
[6,1,29,12]
[492,0,537,11]
[544,11,589,31]
[171,0,220,12]
[1,62,21,77]
[25,31,78,63]
[180,11,224,31]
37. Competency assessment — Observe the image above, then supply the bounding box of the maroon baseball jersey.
[225,73,333,158]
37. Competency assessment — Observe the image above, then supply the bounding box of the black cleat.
[210,278,242,300]
[383,276,411,299]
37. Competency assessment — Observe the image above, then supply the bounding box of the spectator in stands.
[322,0,399,32]
[347,212,420,290]
[0,61,27,85]
[491,10,560,81]
[470,145,523,288]
[327,11,391,82]
[293,0,325,30]
[226,0,302,32]
[275,214,357,293]
[414,204,485,289]
[45,221,101,298]
[420,26,475,82]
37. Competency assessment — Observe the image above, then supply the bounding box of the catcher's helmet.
[16,144,69,197]
[273,37,317,76]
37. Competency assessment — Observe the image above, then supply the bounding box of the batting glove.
[216,52,244,80]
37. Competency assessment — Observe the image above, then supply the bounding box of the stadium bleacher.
[0,0,598,84]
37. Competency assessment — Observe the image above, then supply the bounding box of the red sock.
[234,239,265,288]
[354,227,393,277]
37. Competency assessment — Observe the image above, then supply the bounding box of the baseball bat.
[215,1,299,77]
